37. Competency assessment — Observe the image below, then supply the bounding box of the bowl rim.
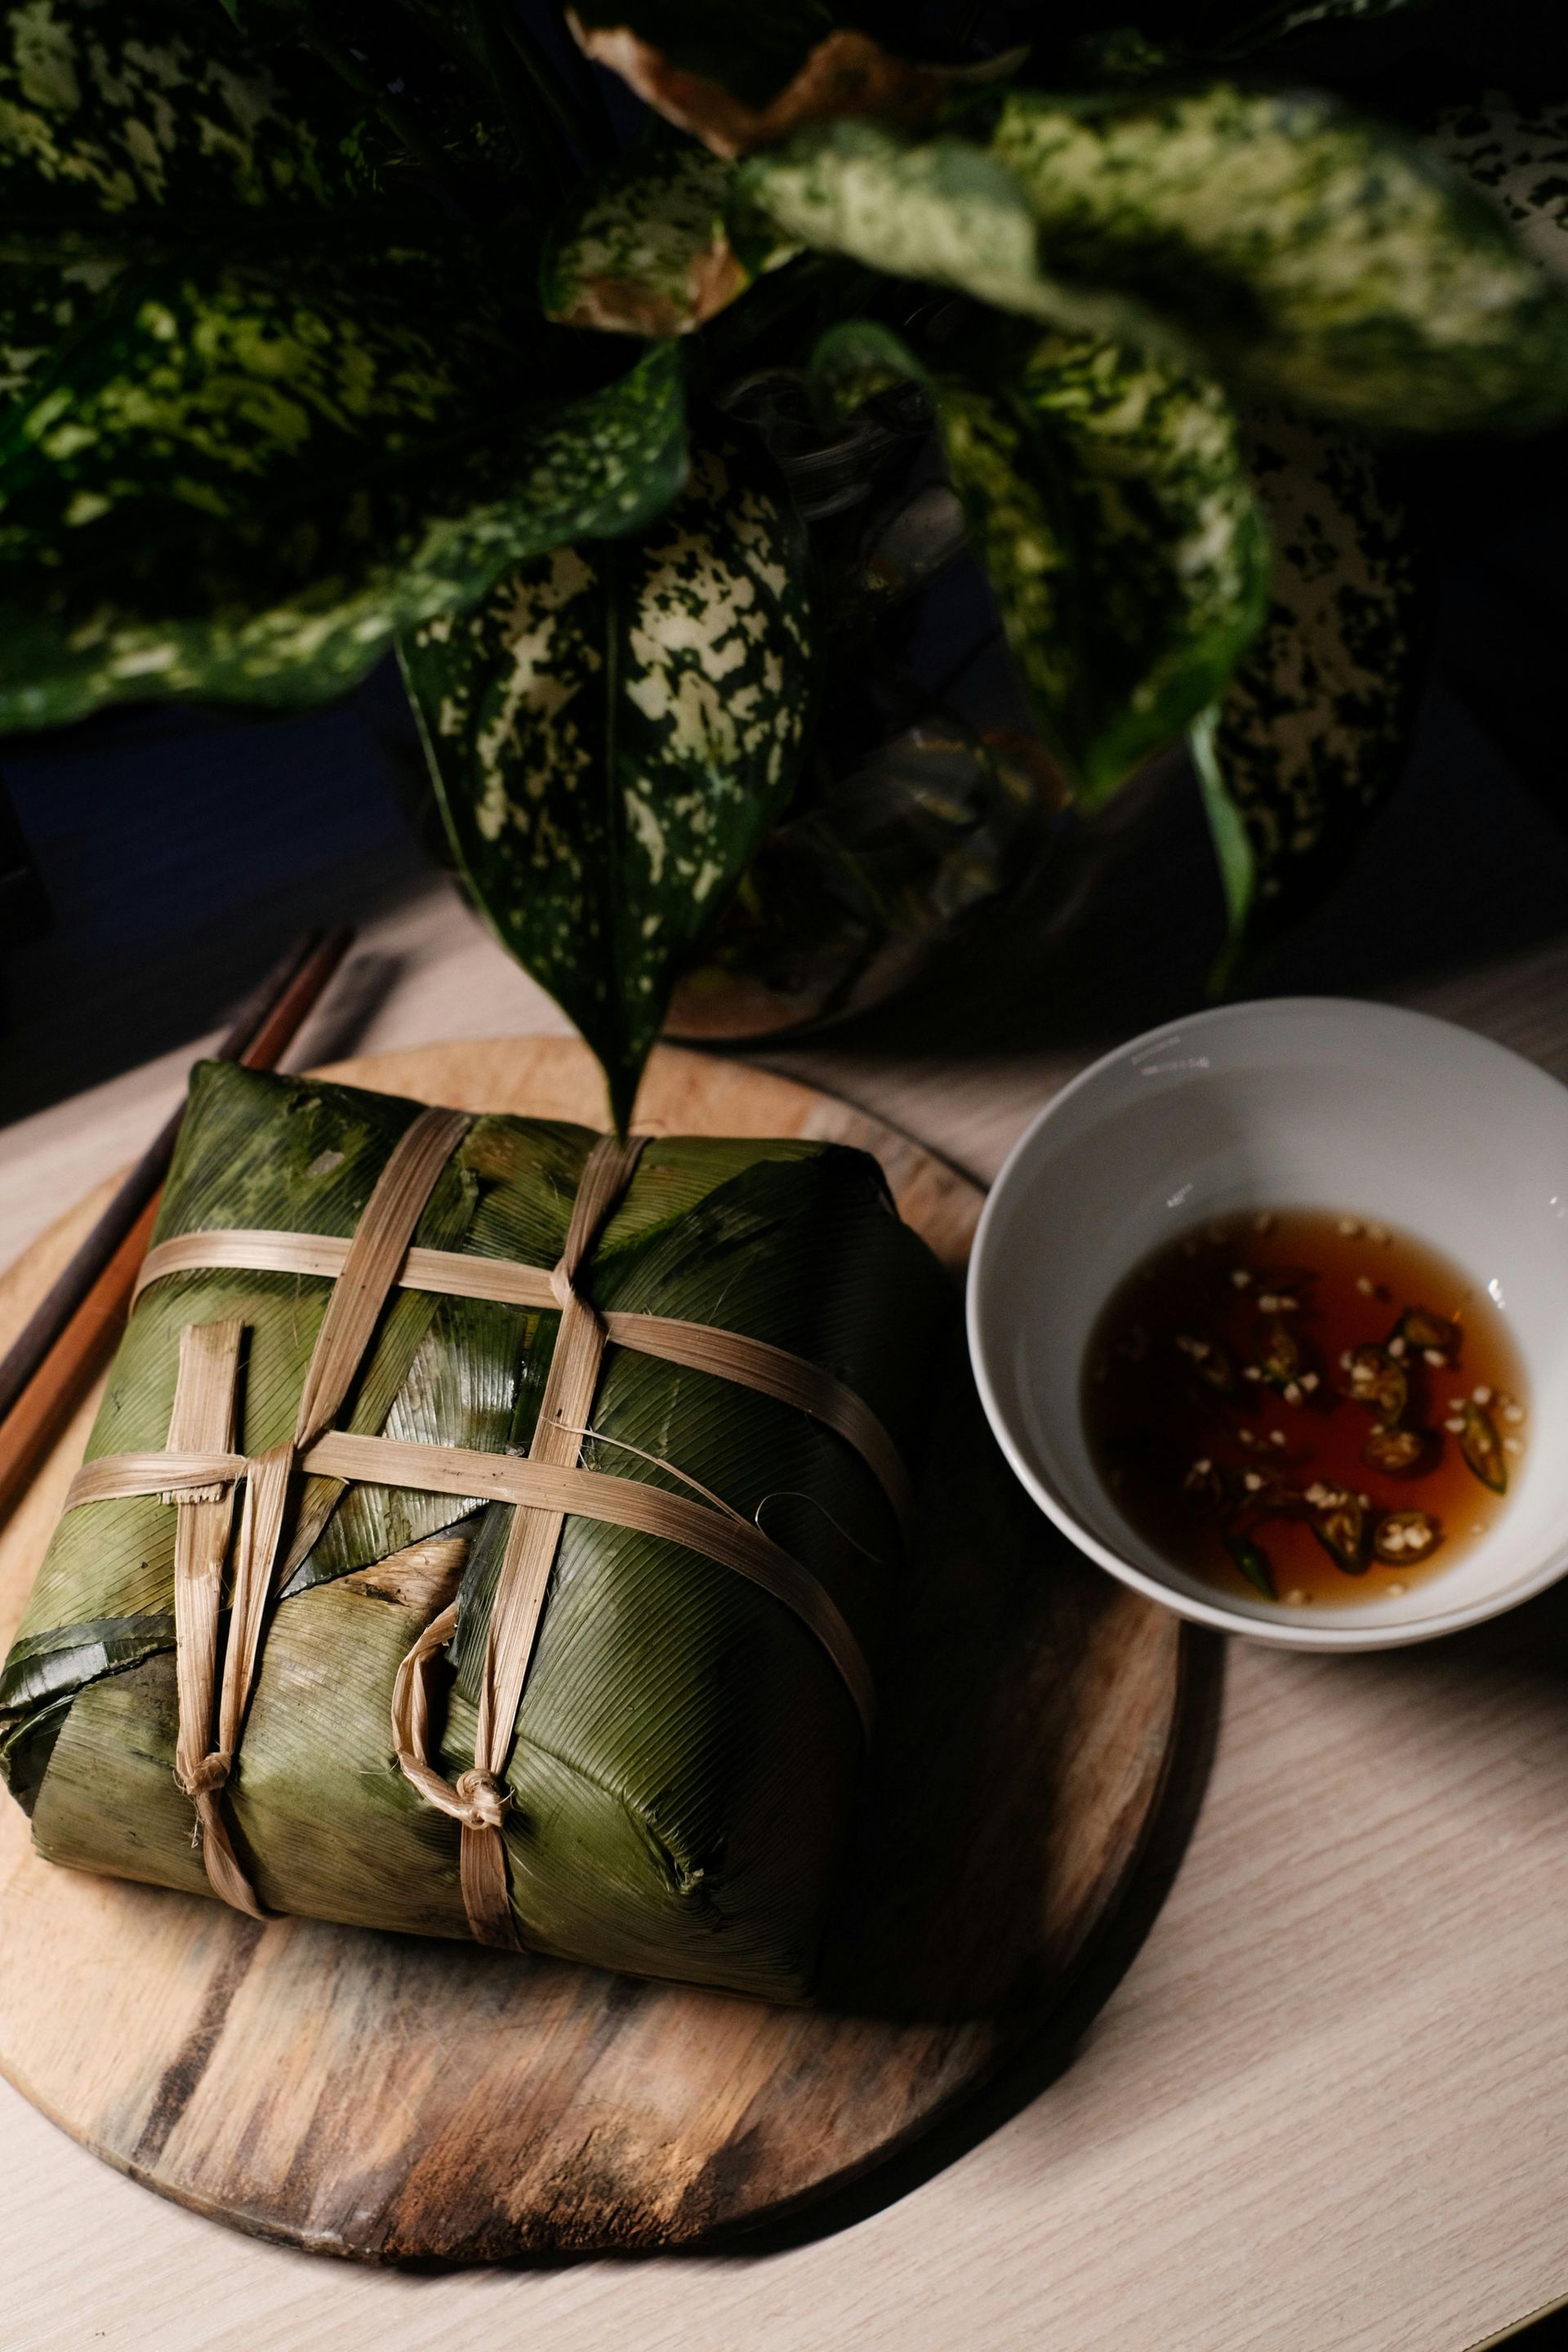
[964,995,1568,1650]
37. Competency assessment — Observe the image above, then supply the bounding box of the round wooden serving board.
[0,1037,1188,2261]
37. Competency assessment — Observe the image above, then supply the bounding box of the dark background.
[3,11,1568,2336]
[7,0,1568,1133]
[5,411,1568,1134]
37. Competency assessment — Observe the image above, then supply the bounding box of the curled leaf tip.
[403,429,813,1130]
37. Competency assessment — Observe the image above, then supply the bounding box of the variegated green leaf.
[0,244,127,407]
[806,316,926,422]
[737,120,1173,349]
[1076,2,1433,80]
[0,0,372,217]
[0,285,688,726]
[1081,0,1438,85]
[743,94,1568,433]
[541,134,751,336]
[0,0,510,441]
[567,2,950,160]
[1193,408,1425,969]
[0,249,498,523]
[987,85,1568,431]
[227,0,559,199]
[0,0,688,726]
[1203,0,1434,56]
[402,432,813,1129]
[1430,95,1568,280]
[939,330,1270,802]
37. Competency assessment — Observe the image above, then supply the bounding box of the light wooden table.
[5,831,1568,2351]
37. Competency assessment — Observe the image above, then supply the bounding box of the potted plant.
[2,0,1564,1124]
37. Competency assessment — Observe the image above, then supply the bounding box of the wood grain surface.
[0,1036,1187,2262]
[11,848,1568,2352]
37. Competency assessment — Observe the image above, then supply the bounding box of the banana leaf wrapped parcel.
[0,1061,950,2002]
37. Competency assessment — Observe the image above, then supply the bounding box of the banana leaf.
[0,1060,948,2002]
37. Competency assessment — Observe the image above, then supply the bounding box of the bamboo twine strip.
[65,1432,877,1738]
[291,1109,473,1452]
[164,1321,256,1918]
[145,1109,470,1913]
[458,1134,645,1945]
[66,1119,888,1944]
[133,1228,912,1529]
[68,1451,252,1501]
[389,1600,466,1820]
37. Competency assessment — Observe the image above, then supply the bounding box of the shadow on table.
[707,1617,1226,2256]
[814,1352,1202,2029]
[396,1586,1224,2275]
[676,1352,1229,2255]
[386,1365,1225,2274]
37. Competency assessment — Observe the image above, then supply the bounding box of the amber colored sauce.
[1082,1209,1528,1610]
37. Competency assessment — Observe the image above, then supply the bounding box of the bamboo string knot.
[157,1109,474,1918]
[176,1752,230,1799]
[455,1769,511,1832]
[67,1112,893,1943]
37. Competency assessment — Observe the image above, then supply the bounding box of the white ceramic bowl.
[967,997,1568,1649]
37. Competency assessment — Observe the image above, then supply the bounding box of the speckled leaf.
[542,135,751,336]
[225,0,542,198]
[1074,0,1429,82]
[738,120,1171,348]
[0,0,641,725]
[939,331,1270,802]
[1202,0,1432,56]
[1430,95,1568,281]
[0,0,514,432]
[987,85,1568,431]
[567,2,950,160]
[0,276,688,727]
[0,244,127,407]
[0,247,502,525]
[806,317,926,422]
[402,434,813,1128]
[1193,408,1425,969]
[0,0,373,217]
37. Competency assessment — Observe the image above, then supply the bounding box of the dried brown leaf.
[567,19,951,158]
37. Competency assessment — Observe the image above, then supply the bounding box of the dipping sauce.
[1082,1209,1528,1607]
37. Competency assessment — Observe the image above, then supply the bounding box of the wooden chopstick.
[0,931,322,1430]
[229,927,355,1083]
[0,926,354,1523]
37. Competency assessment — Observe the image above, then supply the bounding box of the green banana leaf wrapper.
[0,1061,951,2002]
